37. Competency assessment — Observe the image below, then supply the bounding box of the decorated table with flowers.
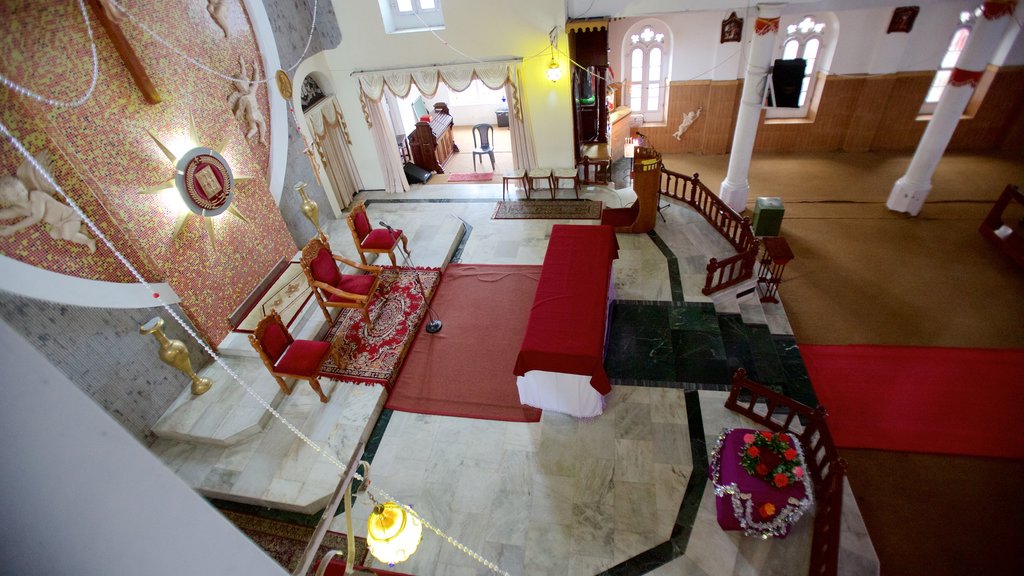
[709,427,815,539]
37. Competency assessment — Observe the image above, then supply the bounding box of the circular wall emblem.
[174,148,234,217]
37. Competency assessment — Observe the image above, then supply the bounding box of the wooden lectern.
[600,146,661,233]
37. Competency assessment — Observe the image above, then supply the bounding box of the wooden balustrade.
[578,155,610,185]
[724,368,847,576]
[660,168,760,295]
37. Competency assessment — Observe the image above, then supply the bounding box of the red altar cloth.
[513,225,619,395]
[708,427,815,539]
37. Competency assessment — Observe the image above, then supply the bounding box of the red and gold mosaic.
[0,0,295,344]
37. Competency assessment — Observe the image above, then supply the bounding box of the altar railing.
[659,169,760,295]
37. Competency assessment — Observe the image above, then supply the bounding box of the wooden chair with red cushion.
[300,235,382,327]
[248,310,337,403]
[346,201,409,266]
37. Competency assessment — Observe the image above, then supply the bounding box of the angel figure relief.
[227,56,267,145]
[0,152,97,253]
[207,0,230,37]
[672,107,703,140]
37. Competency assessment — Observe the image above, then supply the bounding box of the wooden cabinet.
[409,102,458,173]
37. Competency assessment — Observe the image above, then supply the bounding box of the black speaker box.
[768,59,806,108]
[404,162,432,184]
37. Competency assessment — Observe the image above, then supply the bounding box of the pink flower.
[794,466,804,478]
[743,433,755,444]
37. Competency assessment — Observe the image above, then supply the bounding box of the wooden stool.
[502,168,528,200]
[527,168,554,199]
[552,168,580,199]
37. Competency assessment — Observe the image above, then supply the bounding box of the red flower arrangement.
[739,430,805,488]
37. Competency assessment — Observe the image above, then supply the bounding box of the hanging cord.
[103,0,318,83]
[0,0,99,107]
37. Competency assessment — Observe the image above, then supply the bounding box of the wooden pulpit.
[600,146,661,233]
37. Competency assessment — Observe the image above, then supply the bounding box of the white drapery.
[364,97,409,194]
[354,59,536,186]
[307,98,362,209]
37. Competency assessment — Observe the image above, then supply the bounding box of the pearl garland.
[104,0,319,84]
[0,0,99,108]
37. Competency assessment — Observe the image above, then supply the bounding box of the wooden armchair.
[300,235,382,327]
[248,310,337,403]
[346,201,409,266]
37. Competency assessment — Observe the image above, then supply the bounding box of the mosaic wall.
[0,0,297,344]
[265,0,344,247]
[0,292,207,444]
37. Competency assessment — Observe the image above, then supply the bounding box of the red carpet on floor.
[387,264,543,422]
[447,172,494,182]
[801,344,1024,459]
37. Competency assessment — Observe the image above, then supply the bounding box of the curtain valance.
[353,60,520,101]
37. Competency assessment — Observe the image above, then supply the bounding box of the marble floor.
[151,181,877,574]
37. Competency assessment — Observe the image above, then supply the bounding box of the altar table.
[708,427,815,539]
[513,224,618,417]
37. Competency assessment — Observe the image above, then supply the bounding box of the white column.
[887,0,1017,216]
[720,3,786,213]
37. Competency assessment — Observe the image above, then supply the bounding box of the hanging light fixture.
[366,501,422,566]
[546,26,562,82]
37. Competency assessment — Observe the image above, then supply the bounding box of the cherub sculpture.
[227,56,267,145]
[672,107,703,140]
[0,153,97,253]
[207,0,230,37]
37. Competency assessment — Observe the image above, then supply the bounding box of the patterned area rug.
[492,199,603,220]
[447,171,494,182]
[220,509,368,575]
[319,267,441,386]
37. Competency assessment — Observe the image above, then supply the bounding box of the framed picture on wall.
[887,6,919,34]
[721,12,743,43]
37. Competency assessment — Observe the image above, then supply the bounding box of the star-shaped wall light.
[140,112,251,247]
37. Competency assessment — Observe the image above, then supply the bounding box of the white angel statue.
[0,153,97,253]
[227,56,267,145]
[672,107,703,140]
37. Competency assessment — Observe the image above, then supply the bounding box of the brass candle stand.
[140,316,212,396]
[295,181,327,240]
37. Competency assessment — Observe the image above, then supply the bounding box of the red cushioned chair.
[300,235,382,328]
[248,310,337,403]
[346,201,409,266]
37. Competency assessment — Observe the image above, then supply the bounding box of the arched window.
[921,10,976,111]
[768,15,827,120]
[624,23,670,123]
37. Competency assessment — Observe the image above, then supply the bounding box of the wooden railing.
[660,168,760,295]
[725,369,847,576]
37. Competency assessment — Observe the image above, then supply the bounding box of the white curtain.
[506,66,537,171]
[307,98,361,208]
[364,97,409,194]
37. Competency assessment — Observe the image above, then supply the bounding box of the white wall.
[0,319,287,576]
[324,0,570,190]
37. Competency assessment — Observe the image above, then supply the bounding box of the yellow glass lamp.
[366,501,422,566]
[546,57,562,82]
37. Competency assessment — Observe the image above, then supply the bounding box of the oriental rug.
[802,344,1024,459]
[447,171,494,182]
[387,264,543,422]
[492,199,603,220]
[318,267,441,386]
[220,509,367,576]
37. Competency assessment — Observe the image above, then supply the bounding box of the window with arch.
[767,15,827,119]
[921,9,978,113]
[625,24,670,123]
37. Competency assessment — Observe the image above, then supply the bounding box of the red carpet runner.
[801,344,1024,459]
[387,264,543,422]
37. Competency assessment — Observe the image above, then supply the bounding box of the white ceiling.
[566,0,967,19]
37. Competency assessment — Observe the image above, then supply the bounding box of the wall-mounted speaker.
[767,59,806,108]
